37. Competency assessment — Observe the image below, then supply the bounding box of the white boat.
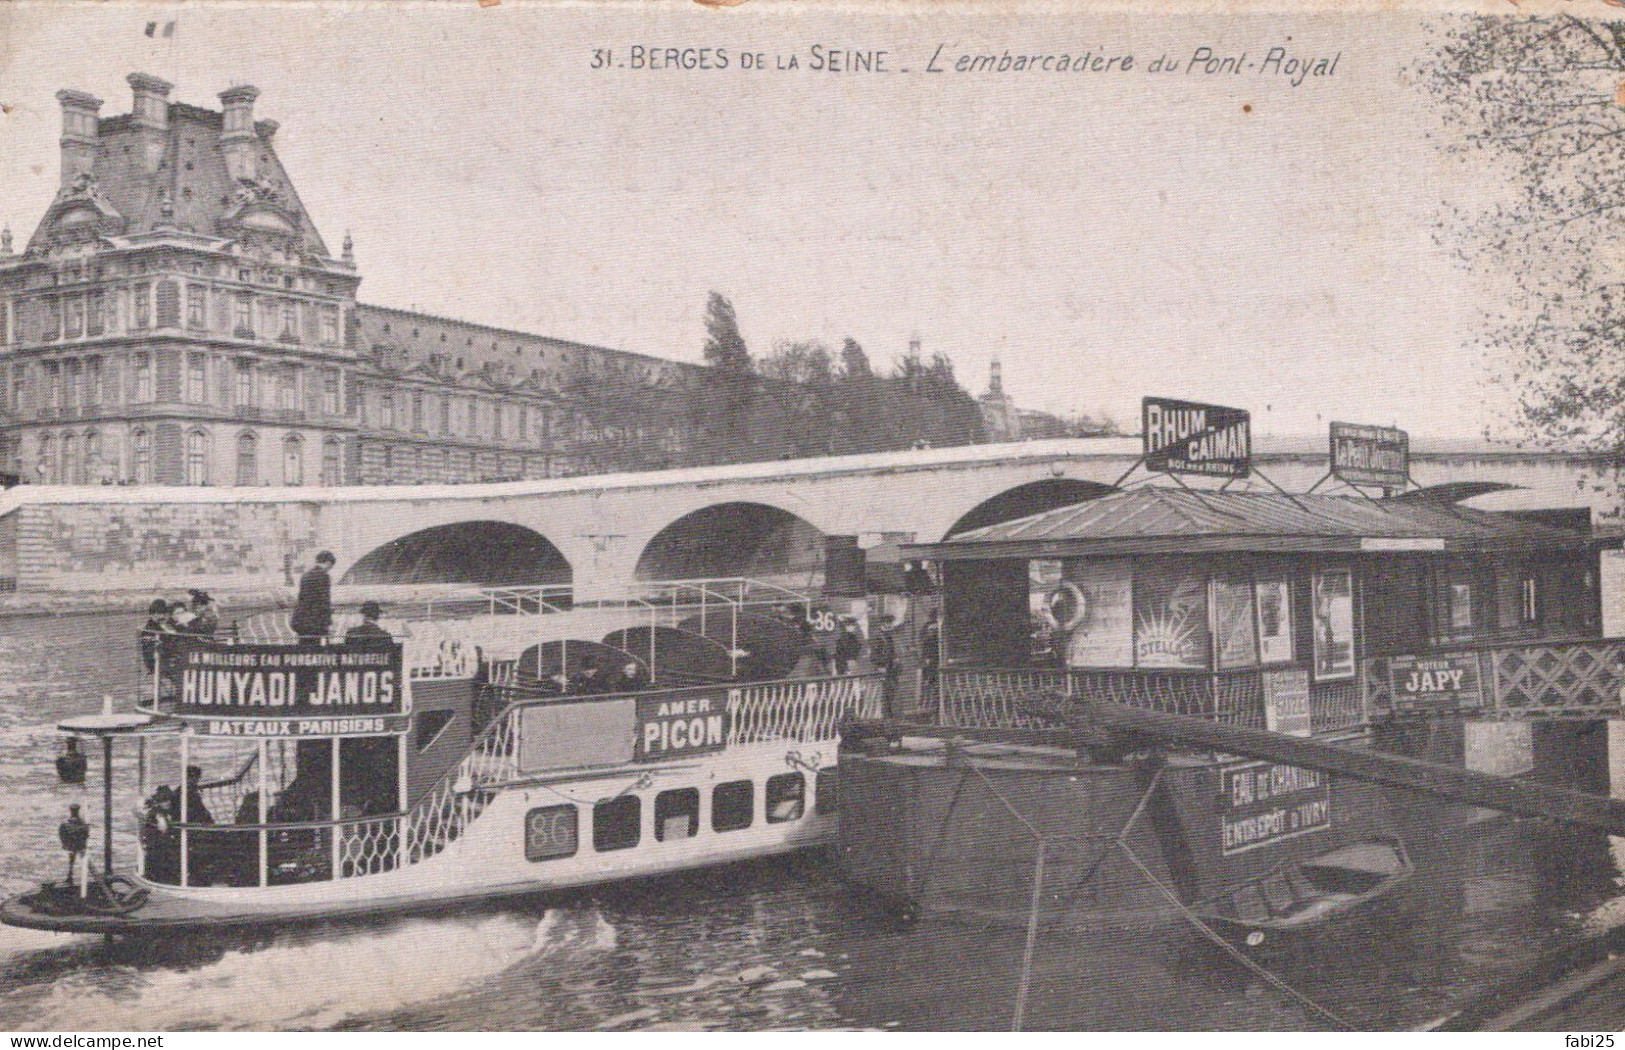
[2,580,884,934]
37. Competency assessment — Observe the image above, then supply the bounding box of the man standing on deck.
[292,551,337,642]
[871,615,899,716]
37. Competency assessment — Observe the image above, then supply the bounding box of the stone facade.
[0,74,707,489]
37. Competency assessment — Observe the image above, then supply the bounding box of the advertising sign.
[1385,652,1485,714]
[1262,668,1313,737]
[1311,569,1355,681]
[1142,397,1252,479]
[635,691,730,761]
[176,641,407,736]
[1329,422,1409,489]
[1060,562,1135,668]
[1219,761,1332,855]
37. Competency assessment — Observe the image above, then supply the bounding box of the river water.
[0,612,1622,1031]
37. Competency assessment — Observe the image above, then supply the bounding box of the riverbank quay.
[0,583,474,620]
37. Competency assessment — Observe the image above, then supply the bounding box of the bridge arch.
[634,501,824,587]
[342,520,573,588]
[942,478,1117,539]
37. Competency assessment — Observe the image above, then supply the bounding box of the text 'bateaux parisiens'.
[589,45,1341,86]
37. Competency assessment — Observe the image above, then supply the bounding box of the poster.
[1385,652,1485,714]
[1134,566,1210,669]
[1255,578,1294,664]
[1262,668,1313,737]
[1312,569,1355,680]
[1219,761,1332,856]
[1062,561,1135,668]
[1212,578,1259,669]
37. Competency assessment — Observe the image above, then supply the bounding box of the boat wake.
[1,909,587,1030]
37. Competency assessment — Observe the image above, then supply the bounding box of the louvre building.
[0,74,706,487]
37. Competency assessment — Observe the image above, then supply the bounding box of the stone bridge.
[0,437,1608,600]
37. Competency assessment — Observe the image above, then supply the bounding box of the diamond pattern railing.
[1365,639,1625,721]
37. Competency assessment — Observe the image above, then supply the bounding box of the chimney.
[218,84,261,182]
[125,74,172,173]
[55,89,103,187]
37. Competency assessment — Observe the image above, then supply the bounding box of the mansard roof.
[29,88,330,257]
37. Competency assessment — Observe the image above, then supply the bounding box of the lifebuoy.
[1044,582,1088,632]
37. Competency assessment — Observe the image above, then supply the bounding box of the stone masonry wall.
[12,501,321,592]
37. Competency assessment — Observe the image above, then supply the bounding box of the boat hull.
[835,733,1408,933]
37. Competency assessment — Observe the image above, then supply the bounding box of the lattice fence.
[937,669,1067,728]
[727,675,885,745]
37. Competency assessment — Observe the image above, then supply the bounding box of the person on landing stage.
[291,551,336,641]
[871,615,899,715]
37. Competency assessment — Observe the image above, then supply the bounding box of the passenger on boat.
[187,590,219,637]
[834,617,864,675]
[344,601,391,643]
[58,805,89,887]
[871,616,899,714]
[291,551,336,642]
[55,737,87,784]
[603,659,647,694]
[167,599,196,634]
[175,765,215,826]
[139,787,178,884]
[139,597,170,674]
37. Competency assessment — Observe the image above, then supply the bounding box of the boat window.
[593,795,641,852]
[766,773,805,823]
[525,805,578,862]
[712,780,753,832]
[415,709,455,753]
[655,788,699,841]
[815,768,837,816]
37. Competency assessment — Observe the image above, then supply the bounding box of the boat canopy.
[905,488,1606,562]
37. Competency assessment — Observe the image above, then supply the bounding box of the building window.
[493,403,504,440]
[439,396,450,435]
[766,773,805,823]
[320,305,339,346]
[64,359,80,409]
[60,433,78,485]
[64,296,83,338]
[525,805,578,862]
[43,362,60,409]
[186,355,207,403]
[411,392,423,432]
[279,369,298,412]
[712,780,753,832]
[132,284,150,329]
[235,361,254,408]
[437,448,449,483]
[282,434,303,486]
[37,435,52,483]
[321,438,342,487]
[234,293,253,336]
[381,394,395,430]
[592,795,641,852]
[41,297,60,341]
[654,788,699,842]
[0,299,9,344]
[132,429,151,484]
[281,299,297,341]
[11,364,27,413]
[186,429,209,485]
[84,358,101,406]
[1521,574,1540,625]
[133,355,153,402]
[235,431,258,486]
[519,405,529,442]
[186,285,206,329]
[83,430,101,483]
[324,370,341,416]
[260,298,278,337]
[87,292,105,336]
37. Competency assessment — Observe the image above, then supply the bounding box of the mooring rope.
[1115,840,1357,1031]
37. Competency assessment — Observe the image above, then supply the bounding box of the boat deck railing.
[139,672,883,888]
[937,637,1625,736]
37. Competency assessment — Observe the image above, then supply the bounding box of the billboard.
[1329,422,1409,489]
[1142,397,1251,478]
[176,640,407,737]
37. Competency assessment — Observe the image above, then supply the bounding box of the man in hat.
[345,600,391,642]
[58,804,89,888]
[871,615,899,715]
[188,590,219,637]
[291,551,337,642]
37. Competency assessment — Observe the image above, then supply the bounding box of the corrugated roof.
[911,487,1597,560]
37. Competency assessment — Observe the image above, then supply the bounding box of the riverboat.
[2,579,883,934]
[837,407,1625,939]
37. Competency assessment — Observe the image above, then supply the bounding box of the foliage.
[1426,14,1625,480]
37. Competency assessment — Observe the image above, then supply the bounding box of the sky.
[0,2,1505,439]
